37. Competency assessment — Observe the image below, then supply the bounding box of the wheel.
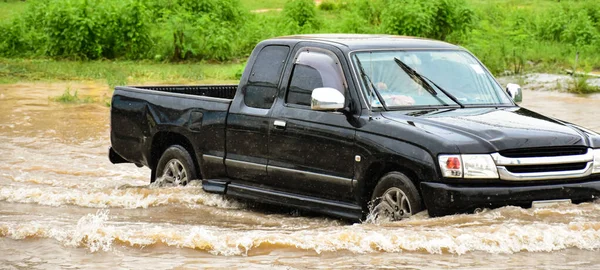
[154,145,197,185]
[369,172,423,221]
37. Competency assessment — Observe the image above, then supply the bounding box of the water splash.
[67,210,114,252]
[2,206,600,256]
[0,184,241,209]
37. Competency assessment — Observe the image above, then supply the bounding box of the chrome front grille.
[499,146,588,158]
[504,162,588,174]
[491,148,594,181]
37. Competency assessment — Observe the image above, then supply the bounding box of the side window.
[287,65,323,106]
[244,45,290,109]
[285,48,346,108]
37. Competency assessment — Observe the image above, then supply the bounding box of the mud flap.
[109,147,130,164]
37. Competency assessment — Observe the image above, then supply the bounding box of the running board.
[226,183,363,221]
[202,179,229,194]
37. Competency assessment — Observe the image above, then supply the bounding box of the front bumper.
[420,180,600,217]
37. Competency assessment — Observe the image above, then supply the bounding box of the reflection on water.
[1,82,600,269]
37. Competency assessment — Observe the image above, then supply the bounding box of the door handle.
[273,120,287,129]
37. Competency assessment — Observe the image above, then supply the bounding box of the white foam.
[0,185,241,209]
[67,210,115,252]
[2,210,600,256]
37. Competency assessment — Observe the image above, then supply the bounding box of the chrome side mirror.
[506,83,523,103]
[311,87,345,111]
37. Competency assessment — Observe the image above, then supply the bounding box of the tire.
[154,145,198,185]
[369,172,423,221]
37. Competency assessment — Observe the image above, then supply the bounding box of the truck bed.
[110,84,237,169]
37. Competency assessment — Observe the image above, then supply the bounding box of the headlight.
[462,155,499,178]
[438,154,499,179]
[593,149,600,174]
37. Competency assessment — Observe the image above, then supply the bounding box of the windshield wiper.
[393,57,465,108]
[355,56,387,110]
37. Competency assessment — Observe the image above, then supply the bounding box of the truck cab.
[110,34,600,221]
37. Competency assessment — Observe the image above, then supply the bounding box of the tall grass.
[462,0,600,74]
[567,76,600,94]
[242,0,286,10]
[0,58,242,84]
[52,87,94,104]
[0,0,599,77]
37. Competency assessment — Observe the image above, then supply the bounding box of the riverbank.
[498,73,600,94]
[1,56,599,107]
[0,58,242,85]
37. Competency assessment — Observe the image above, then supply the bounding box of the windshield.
[353,50,513,109]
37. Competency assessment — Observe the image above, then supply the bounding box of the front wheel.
[369,172,423,221]
[154,145,198,185]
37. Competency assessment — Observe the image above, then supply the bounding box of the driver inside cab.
[371,53,430,107]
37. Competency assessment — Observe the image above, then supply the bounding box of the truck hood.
[381,107,598,153]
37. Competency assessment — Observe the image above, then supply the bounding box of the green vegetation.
[0,1,28,21]
[0,58,242,84]
[52,88,94,104]
[284,0,320,29]
[318,0,337,11]
[0,0,599,82]
[242,0,286,10]
[567,76,600,94]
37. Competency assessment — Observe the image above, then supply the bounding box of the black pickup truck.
[110,34,600,221]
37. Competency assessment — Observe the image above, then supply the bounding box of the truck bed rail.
[133,85,237,99]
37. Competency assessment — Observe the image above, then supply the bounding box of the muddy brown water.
[1,82,600,269]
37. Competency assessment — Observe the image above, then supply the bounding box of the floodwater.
[1,81,600,269]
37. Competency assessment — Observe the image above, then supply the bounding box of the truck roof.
[270,34,460,51]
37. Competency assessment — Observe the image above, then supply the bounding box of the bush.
[561,10,598,47]
[148,0,243,23]
[235,14,291,57]
[431,0,474,41]
[0,19,32,57]
[0,0,248,61]
[149,0,246,61]
[283,0,320,29]
[380,0,474,41]
[1,0,153,60]
[536,6,567,42]
[113,0,153,59]
[318,0,337,11]
[1,0,598,74]
[337,9,379,34]
[536,3,599,47]
[381,0,434,37]
[463,19,509,74]
[343,0,386,25]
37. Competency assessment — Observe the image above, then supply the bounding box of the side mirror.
[506,83,523,103]
[311,87,345,111]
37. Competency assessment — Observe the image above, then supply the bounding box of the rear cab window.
[244,45,290,109]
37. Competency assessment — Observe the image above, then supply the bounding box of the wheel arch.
[150,131,201,179]
[358,155,436,211]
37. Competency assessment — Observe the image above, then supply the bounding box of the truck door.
[267,45,356,202]
[225,44,291,183]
